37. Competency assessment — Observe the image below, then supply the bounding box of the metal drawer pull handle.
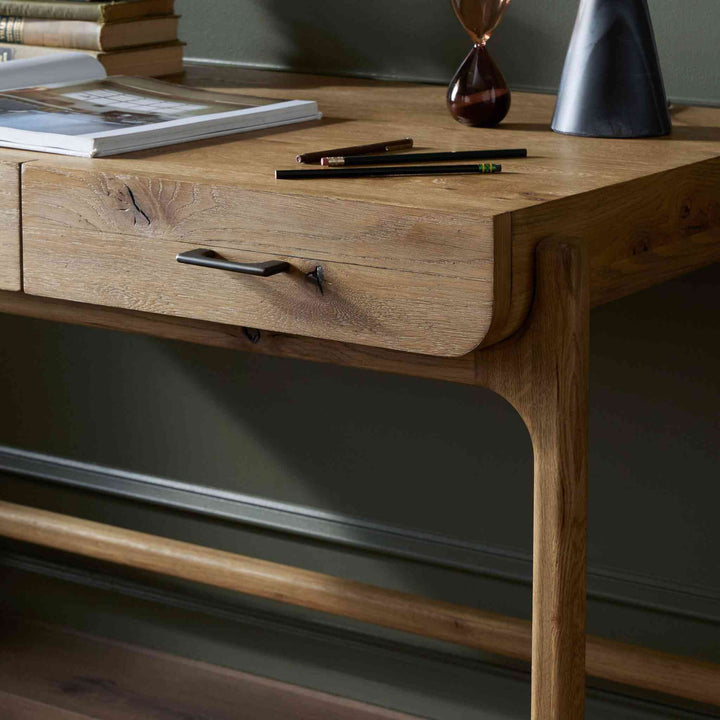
[176,248,290,277]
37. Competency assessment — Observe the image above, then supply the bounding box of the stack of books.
[0,0,183,76]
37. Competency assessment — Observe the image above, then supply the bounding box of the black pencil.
[275,163,502,180]
[321,148,526,167]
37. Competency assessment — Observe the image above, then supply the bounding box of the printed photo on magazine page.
[0,76,278,135]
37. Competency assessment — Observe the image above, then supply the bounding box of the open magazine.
[0,54,321,156]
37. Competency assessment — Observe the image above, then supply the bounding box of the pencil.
[322,148,526,167]
[296,138,413,164]
[276,163,502,179]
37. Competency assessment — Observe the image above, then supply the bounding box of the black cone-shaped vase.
[552,0,671,138]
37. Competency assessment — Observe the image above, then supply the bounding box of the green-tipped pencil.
[276,163,502,179]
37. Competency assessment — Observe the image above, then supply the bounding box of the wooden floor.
[0,617,420,720]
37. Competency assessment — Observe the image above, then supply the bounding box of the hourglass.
[447,0,511,127]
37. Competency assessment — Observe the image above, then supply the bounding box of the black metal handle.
[176,249,290,277]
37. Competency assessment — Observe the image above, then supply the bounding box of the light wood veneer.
[2,499,719,708]
[18,66,720,355]
[0,153,36,291]
[1,66,719,720]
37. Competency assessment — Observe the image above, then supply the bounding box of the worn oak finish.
[0,500,532,663]
[2,500,720,707]
[20,163,508,356]
[20,66,720,355]
[0,156,29,292]
[3,67,720,719]
[0,289,481,385]
[510,158,720,324]
[22,227,493,357]
[477,241,589,719]
[0,619,419,720]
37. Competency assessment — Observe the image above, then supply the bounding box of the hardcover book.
[0,41,186,78]
[0,15,180,50]
[0,0,175,22]
[0,53,321,156]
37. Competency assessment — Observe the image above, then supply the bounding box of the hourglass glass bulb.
[447,0,512,127]
[447,44,511,126]
[450,0,511,45]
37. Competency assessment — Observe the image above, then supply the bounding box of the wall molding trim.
[182,59,720,109]
[1,445,719,625]
[0,550,714,720]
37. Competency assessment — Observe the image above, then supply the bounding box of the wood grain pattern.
[0,690,98,720]
[20,163,503,358]
[587,637,720,708]
[19,66,720,352]
[4,67,720,717]
[0,499,532,663]
[22,227,493,356]
[1,500,719,707]
[477,240,589,719]
[506,158,720,336]
[0,289,480,385]
[33,66,720,211]
[0,619,419,720]
[22,164,496,280]
[0,161,21,291]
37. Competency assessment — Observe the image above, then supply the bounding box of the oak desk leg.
[478,239,589,719]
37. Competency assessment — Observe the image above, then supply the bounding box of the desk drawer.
[0,161,21,291]
[21,165,504,356]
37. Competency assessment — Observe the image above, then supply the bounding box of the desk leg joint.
[476,238,589,720]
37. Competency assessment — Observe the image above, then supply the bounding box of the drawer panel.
[0,162,21,291]
[22,165,497,280]
[22,164,506,356]
[22,230,493,356]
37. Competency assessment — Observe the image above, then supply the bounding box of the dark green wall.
[2,266,720,718]
[1,2,719,716]
[176,0,720,105]
[2,268,720,589]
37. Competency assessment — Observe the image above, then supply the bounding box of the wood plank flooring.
[0,618,421,720]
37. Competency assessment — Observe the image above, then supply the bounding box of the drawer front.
[22,165,504,356]
[23,231,492,356]
[0,162,21,291]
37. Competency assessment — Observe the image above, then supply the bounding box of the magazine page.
[0,75,319,155]
[0,76,299,137]
[0,53,106,92]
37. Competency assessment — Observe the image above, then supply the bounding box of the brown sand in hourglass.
[447,0,511,127]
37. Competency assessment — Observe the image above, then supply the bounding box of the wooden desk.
[0,66,719,719]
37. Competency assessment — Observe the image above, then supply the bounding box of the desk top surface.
[13,64,720,219]
[5,66,720,358]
